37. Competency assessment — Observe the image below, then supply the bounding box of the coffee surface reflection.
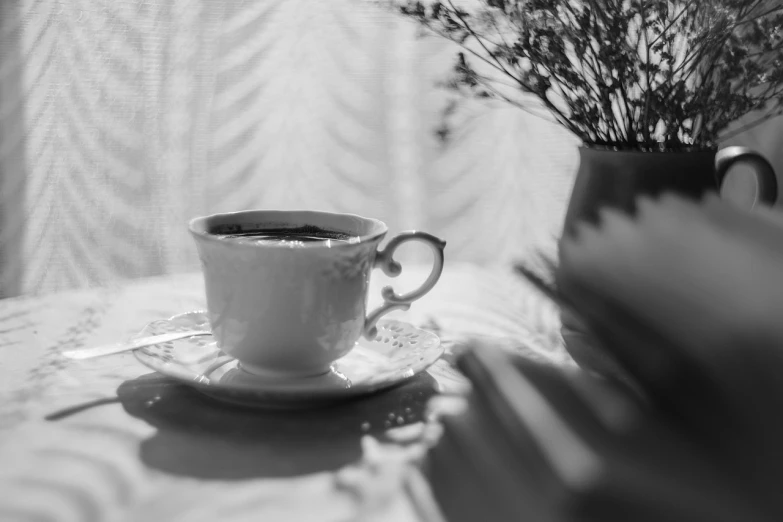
[216,229,358,247]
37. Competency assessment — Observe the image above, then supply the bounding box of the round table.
[0,263,566,522]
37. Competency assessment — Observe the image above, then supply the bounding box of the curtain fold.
[0,0,579,297]
[0,1,27,298]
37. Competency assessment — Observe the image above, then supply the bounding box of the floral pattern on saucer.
[133,311,443,408]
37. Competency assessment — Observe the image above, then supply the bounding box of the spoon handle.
[62,330,212,360]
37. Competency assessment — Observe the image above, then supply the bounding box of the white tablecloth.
[0,263,566,522]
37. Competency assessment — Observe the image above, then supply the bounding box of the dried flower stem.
[396,0,783,149]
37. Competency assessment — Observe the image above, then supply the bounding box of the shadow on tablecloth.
[116,372,439,480]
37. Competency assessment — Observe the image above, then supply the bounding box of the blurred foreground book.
[425,194,783,521]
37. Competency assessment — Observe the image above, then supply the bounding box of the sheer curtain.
[0,0,579,298]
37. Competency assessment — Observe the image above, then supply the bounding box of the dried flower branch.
[396,0,783,150]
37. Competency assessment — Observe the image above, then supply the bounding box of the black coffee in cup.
[215,227,357,247]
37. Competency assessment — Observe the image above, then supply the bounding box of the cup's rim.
[188,209,388,248]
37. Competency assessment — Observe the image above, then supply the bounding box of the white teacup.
[189,210,446,379]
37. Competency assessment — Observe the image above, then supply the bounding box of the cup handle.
[715,146,778,206]
[363,231,447,339]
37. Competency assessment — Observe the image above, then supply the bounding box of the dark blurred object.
[560,147,778,381]
[427,347,771,522]
[428,194,783,521]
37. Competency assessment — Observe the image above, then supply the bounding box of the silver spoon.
[62,330,212,360]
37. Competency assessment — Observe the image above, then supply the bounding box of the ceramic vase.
[559,145,778,380]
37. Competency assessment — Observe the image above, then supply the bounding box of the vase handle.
[715,146,778,206]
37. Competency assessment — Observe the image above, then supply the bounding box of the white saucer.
[133,311,443,408]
